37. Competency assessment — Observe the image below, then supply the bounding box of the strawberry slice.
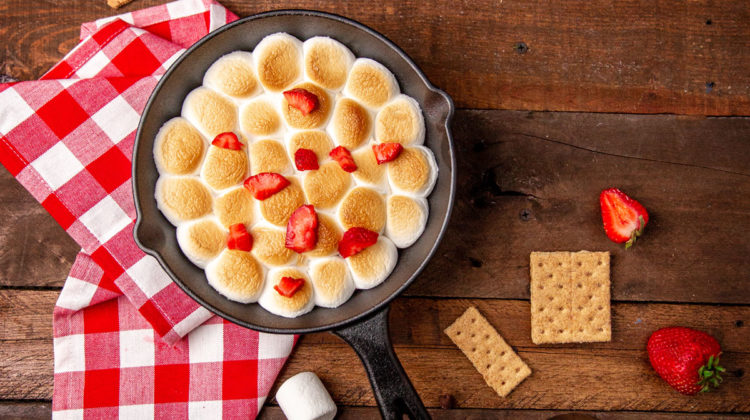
[227,223,253,252]
[211,132,243,150]
[372,142,403,164]
[294,148,319,171]
[274,276,305,298]
[329,146,357,172]
[243,173,290,200]
[600,188,649,249]
[339,227,379,258]
[285,205,318,253]
[283,88,319,116]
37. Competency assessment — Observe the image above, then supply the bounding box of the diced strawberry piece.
[285,205,318,253]
[283,88,319,116]
[227,223,253,252]
[372,142,403,164]
[329,146,357,172]
[294,148,319,171]
[274,276,305,298]
[243,173,290,200]
[338,227,379,258]
[600,188,649,249]
[211,132,243,150]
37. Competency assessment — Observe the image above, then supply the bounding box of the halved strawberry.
[243,173,290,200]
[600,188,649,249]
[274,276,305,298]
[294,148,319,171]
[283,88,319,116]
[227,223,253,252]
[372,142,403,164]
[211,132,243,150]
[339,227,379,258]
[329,146,357,172]
[285,205,318,253]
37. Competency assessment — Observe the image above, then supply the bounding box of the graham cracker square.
[529,251,611,344]
[444,307,531,397]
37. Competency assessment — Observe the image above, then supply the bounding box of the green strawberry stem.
[698,354,726,392]
[625,215,646,250]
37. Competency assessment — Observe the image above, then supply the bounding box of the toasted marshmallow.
[214,187,254,228]
[176,218,226,268]
[338,186,386,232]
[346,236,397,289]
[206,250,265,303]
[200,144,248,191]
[259,267,315,318]
[385,195,428,248]
[240,97,282,137]
[375,95,425,146]
[153,117,205,175]
[258,177,305,227]
[203,51,260,98]
[155,176,213,225]
[281,82,331,130]
[251,225,295,266]
[351,146,387,191]
[305,214,341,257]
[309,257,354,308]
[328,98,371,149]
[249,139,291,175]
[182,87,237,139]
[254,33,302,92]
[387,146,438,197]
[344,58,400,109]
[303,162,352,209]
[287,130,333,163]
[304,37,355,90]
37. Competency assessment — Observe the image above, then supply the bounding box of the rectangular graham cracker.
[529,251,611,344]
[444,307,531,397]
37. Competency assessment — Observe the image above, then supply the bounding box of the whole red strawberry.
[647,327,725,395]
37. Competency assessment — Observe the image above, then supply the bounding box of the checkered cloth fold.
[0,1,297,417]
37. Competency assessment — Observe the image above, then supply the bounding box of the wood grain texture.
[1,404,746,420]
[1,111,747,302]
[405,111,750,304]
[3,290,747,412]
[2,1,750,114]
[0,169,77,288]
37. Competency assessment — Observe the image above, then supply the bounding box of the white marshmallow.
[385,195,428,248]
[309,257,355,308]
[346,236,398,290]
[276,372,337,420]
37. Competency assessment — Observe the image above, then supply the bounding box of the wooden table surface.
[1,1,749,418]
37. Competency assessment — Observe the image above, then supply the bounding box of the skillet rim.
[132,9,456,334]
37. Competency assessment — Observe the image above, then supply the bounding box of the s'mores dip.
[153,33,437,318]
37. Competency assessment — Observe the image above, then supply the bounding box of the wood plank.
[406,111,750,304]
[0,403,51,420]
[1,403,745,420]
[1,111,748,304]
[258,406,750,419]
[2,1,750,114]
[0,169,77,288]
[3,290,747,412]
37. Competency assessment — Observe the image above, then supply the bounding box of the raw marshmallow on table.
[276,371,337,420]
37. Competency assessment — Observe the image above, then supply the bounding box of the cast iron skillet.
[132,10,455,419]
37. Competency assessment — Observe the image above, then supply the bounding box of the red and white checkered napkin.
[0,1,297,417]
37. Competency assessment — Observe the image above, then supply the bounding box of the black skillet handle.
[332,306,430,420]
